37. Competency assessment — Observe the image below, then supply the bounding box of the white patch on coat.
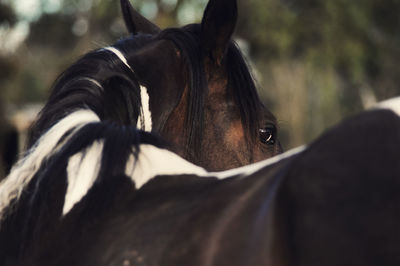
[125,144,207,189]
[0,110,99,221]
[375,96,400,117]
[125,145,306,189]
[212,145,306,179]
[61,143,305,215]
[63,140,103,215]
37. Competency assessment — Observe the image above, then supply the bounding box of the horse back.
[277,109,400,266]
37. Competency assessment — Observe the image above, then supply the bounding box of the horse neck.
[22,154,292,266]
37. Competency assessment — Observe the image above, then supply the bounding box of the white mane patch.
[0,110,99,221]
[103,46,153,132]
[63,140,103,215]
[375,96,400,117]
[136,85,152,131]
[103,47,132,71]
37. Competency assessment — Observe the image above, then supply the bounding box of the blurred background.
[1,0,400,175]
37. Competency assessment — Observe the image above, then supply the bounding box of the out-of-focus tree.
[236,0,400,147]
[0,1,18,108]
[0,1,16,25]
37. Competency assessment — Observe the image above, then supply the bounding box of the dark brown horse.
[0,0,281,264]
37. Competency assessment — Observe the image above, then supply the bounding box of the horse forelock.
[158,25,266,158]
[226,42,265,145]
[158,26,207,159]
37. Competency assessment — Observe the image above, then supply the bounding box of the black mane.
[26,35,152,148]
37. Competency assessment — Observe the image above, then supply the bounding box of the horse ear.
[120,0,160,35]
[201,0,238,65]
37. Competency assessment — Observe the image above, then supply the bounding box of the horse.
[26,0,282,171]
[12,98,400,266]
[0,0,281,263]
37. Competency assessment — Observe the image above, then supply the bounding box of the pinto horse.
[27,0,281,171]
[9,99,400,266]
[0,0,281,263]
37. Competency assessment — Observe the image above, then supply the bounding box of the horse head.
[118,0,282,171]
[26,0,281,172]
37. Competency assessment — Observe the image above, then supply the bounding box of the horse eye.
[259,126,276,145]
